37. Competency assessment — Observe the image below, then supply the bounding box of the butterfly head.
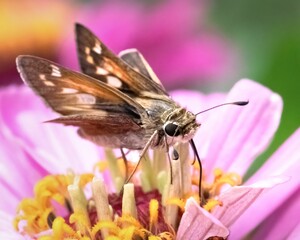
[163,109,200,143]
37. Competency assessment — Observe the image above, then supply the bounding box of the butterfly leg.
[120,148,129,180]
[124,130,159,185]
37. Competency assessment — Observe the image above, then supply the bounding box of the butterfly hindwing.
[118,49,166,92]
[47,112,141,135]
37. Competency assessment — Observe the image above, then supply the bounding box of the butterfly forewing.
[16,55,145,117]
[75,23,167,96]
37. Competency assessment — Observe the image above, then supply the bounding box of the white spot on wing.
[40,74,55,86]
[107,76,122,88]
[50,65,62,77]
[86,55,94,64]
[104,64,113,72]
[77,93,96,104]
[132,67,139,72]
[39,74,46,80]
[96,67,109,75]
[61,88,78,94]
[93,42,102,54]
[44,81,55,87]
[85,47,91,54]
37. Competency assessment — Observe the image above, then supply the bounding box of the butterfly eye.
[164,122,181,137]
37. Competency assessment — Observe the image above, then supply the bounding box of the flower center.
[14,174,174,239]
[14,147,242,239]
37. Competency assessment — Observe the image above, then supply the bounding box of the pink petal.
[287,222,300,240]
[153,36,235,82]
[170,90,225,114]
[177,198,229,239]
[0,130,47,214]
[230,129,300,238]
[202,79,283,177]
[247,128,300,183]
[212,176,287,227]
[251,187,300,239]
[0,211,25,239]
[59,1,234,88]
[0,86,101,174]
[59,2,143,70]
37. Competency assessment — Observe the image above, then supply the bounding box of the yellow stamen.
[165,198,185,212]
[204,199,223,212]
[116,215,143,229]
[119,225,135,239]
[214,168,224,179]
[105,236,121,240]
[149,199,159,233]
[14,198,53,234]
[149,236,160,240]
[91,220,120,237]
[209,168,242,196]
[135,228,152,239]
[68,180,91,235]
[52,217,77,239]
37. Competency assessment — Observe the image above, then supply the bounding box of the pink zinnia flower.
[0,79,299,239]
[59,1,235,89]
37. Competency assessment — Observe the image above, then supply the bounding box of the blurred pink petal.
[202,79,283,177]
[59,1,235,88]
[212,176,288,227]
[0,86,101,174]
[0,130,47,214]
[170,90,225,114]
[177,198,229,239]
[0,211,25,239]
[248,128,300,181]
[251,187,300,239]
[230,128,300,238]
[287,222,300,240]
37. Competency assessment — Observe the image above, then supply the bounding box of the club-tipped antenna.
[195,100,249,116]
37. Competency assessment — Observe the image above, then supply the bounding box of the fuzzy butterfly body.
[16,24,200,150]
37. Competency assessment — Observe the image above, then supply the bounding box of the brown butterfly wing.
[16,55,149,142]
[47,112,141,135]
[118,48,166,92]
[75,23,168,96]
[16,55,145,117]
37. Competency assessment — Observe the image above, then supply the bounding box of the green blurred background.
[210,0,300,176]
[0,0,299,175]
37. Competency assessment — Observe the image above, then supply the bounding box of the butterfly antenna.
[193,100,248,205]
[195,100,249,116]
